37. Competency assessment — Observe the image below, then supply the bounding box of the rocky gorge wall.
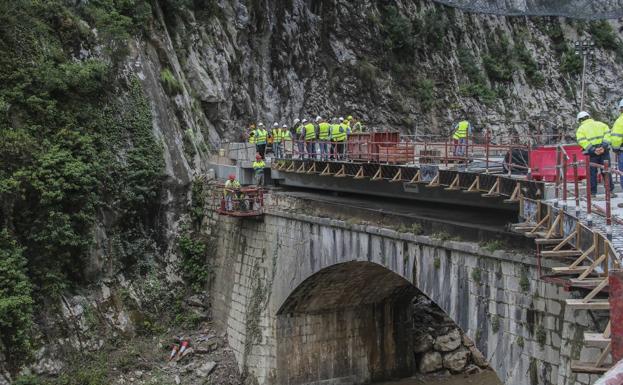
[202,189,606,385]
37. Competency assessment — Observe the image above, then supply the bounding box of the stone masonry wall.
[202,191,603,385]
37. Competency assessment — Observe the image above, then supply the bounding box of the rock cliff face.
[147,0,623,153]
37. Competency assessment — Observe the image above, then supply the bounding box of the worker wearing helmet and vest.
[452,120,471,157]
[331,117,347,160]
[294,119,307,159]
[252,154,265,186]
[303,118,317,159]
[576,111,614,196]
[611,99,623,193]
[281,124,292,158]
[272,122,282,159]
[253,123,268,159]
[224,174,241,211]
[318,117,331,160]
[351,116,363,133]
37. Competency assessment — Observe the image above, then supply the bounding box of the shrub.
[415,78,435,111]
[0,230,34,373]
[381,6,414,58]
[560,48,583,75]
[178,234,210,292]
[588,20,621,51]
[160,68,182,95]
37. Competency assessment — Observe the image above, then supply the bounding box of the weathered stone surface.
[196,361,216,377]
[462,333,474,347]
[434,329,461,352]
[414,334,434,353]
[419,351,443,373]
[443,347,470,372]
[470,346,488,368]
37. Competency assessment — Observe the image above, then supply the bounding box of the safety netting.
[432,0,623,19]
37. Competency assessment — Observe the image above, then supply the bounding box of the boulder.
[434,329,461,352]
[419,351,442,373]
[469,345,488,368]
[413,334,434,353]
[197,361,217,377]
[443,347,470,372]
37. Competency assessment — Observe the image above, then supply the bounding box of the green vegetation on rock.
[0,0,165,371]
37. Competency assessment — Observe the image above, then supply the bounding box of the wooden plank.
[584,332,610,348]
[525,231,548,239]
[553,230,577,251]
[571,361,610,374]
[578,254,606,280]
[551,266,590,275]
[565,299,610,310]
[541,250,583,258]
[535,238,564,245]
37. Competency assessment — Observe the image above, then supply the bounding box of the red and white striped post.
[573,154,580,219]
[605,160,612,242]
[585,155,593,227]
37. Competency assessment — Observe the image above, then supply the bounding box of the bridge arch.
[275,261,482,384]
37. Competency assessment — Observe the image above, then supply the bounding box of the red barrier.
[610,270,623,362]
[530,145,587,182]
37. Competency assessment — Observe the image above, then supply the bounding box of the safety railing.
[214,185,265,217]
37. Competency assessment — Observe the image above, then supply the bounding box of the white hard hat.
[273,122,279,127]
[315,116,322,122]
[258,122,264,127]
[293,118,300,124]
[282,124,288,128]
[618,99,623,109]
[339,117,344,122]
[302,118,308,123]
[576,111,590,122]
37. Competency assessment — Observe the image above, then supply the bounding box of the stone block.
[443,347,470,373]
[434,329,461,352]
[414,334,434,353]
[419,351,443,373]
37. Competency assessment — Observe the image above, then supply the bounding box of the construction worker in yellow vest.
[271,122,282,158]
[281,124,292,158]
[612,99,623,192]
[351,116,363,133]
[294,118,304,158]
[576,111,614,196]
[223,174,241,211]
[304,118,317,159]
[252,154,265,186]
[452,120,471,157]
[331,117,347,160]
[247,123,256,144]
[318,117,331,160]
[253,122,268,159]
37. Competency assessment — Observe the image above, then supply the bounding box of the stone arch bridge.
[208,196,599,385]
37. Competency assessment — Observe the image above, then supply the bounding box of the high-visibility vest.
[304,123,316,140]
[340,123,349,137]
[224,179,240,195]
[318,122,331,140]
[281,130,292,141]
[248,130,255,144]
[252,160,265,175]
[254,128,267,144]
[352,121,363,132]
[453,121,469,139]
[296,124,303,137]
[576,118,611,151]
[331,124,346,142]
[272,128,282,143]
[611,114,623,150]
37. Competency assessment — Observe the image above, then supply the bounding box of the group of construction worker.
[575,100,623,197]
[248,115,364,161]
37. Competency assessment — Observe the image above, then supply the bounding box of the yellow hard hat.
[347,115,353,120]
